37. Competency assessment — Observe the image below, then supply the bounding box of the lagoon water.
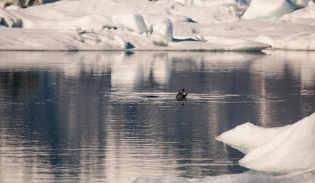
[0,51,315,183]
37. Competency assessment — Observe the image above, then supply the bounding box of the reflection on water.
[0,51,315,182]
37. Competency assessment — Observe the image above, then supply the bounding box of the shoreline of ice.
[1,0,315,51]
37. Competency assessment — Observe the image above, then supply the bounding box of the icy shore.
[1,0,315,51]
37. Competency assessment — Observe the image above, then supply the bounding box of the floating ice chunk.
[216,122,295,153]
[217,112,315,172]
[112,13,148,34]
[153,18,173,41]
[242,0,297,19]
[240,112,315,172]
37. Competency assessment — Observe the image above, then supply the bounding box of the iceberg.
[281,1,315,19]
[216,112,315,172]
[242,0,297,19]
[153,18,173,41]
[112,13,148,34]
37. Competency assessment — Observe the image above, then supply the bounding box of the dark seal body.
[176,89,187,101]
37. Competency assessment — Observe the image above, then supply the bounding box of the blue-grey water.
[0,51,315,183]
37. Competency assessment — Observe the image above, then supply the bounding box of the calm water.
[0,51,315,183]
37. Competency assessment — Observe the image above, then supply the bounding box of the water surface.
[0,51,315,182]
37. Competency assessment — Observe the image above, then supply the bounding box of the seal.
[176,89,187,101]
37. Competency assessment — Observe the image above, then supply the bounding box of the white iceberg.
[281,1,315,20]
[112,13,148,34]
[153,18,173,41]
[217,112,315,172]
[242,0,297,19]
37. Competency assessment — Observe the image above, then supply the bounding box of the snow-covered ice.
[1,0,315,51]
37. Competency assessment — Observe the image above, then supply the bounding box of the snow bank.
[216,112,315,172]
[242,0,297,19]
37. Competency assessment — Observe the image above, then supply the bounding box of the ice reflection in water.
[0,51,315,182]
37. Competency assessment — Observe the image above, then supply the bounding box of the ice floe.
[217,112,315,172]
